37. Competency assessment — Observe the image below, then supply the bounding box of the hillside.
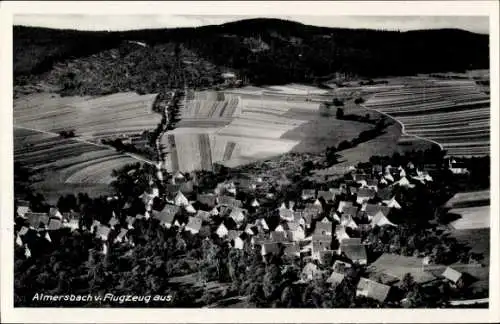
[14,18,489,96]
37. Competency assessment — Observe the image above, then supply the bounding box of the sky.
[13,15,489,34]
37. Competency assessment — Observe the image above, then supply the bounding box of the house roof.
[271,231,287,243]
[312,234,332,243]
[343,206,359,218]
[227,230,243,241]
[186,216,202,231]
[108,217,120,227]
[333,260,352,274]
[301,189,316,198]
[317,190,335,201]
[357,278,391,303]
[377,187,393,200]
[365,204,391,217]
[341,237,362,246]
[302,262,319,274]
[25,212,49,229]
[341,243,367,262]
[197,193,218,207]
[356,188,377,198]
[442,267,463,283]
[314,222,333,235]
[153,204,179,225]
[283,242,300,256]
[218,195,243,208]
[284,221,301,231]
[117,228,128,240]
[371,213,397,227]
[49,207,62,218]
[366,179,379,187]
[338,201,353,213]
[47,218,62,231]
[96,225,111,240]
[262,242,280,255]
[327,272,346,286]
[229,207,247,222]
[195,210,211,221]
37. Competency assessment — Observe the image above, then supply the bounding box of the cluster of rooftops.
[15,162,476,303]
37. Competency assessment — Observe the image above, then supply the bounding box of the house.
[195,210,211,222]
[284,222,305,242]
[363,179,379,191]
[126,216,136,229]
[108,216,120,229]
[185,216,202,234]
[340,242,367,265]
[293,211,307,227]
[383,196,402,209]
[152,204,180,228]
[49,207,63,219]
[274,224,285,232]
[305,200,323,214]
[329,210,341,223]
[356,188,377,204]
[216,223,229,238]
[332,260,352,274]
[47,218,62,231]
[301,262,324,282]
[255,218,270,232]
[342,206,359,219]
[396,176,415,188]
[229,207,247,225]
[180,181,194,193]
[365,204,392,220]
[301,189,316,200]
[311,236,331,260]
[279,208,294,221]
[370,212,397,228]
[442,267,463,287]
[114,228,129,243]
[337,201,353,213]
[270,231,287,243]
[174,191,189,206]
[314,222,333,236]
[329,187,342,197]
[210,207,219,216]
[251,233,268,247]
[327,272,346,287]
[25,212,50,230]
[261,242,280,256]
[218,195,243,208]
[16,200,31,217]
[283,242,300,258]
[335,225,350,243]
[356,278,391,303]
[319,250,336,265]
[185,203,197,214]
[340,214,358,230]
[227,230,243,241]
[96,225,111,241]
[197,193,218,208]
[250,198,260,208]
[245,224,257,236]
[317,190,335,202]
[230,232,245,250]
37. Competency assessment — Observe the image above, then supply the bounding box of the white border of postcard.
[1,1,499,323]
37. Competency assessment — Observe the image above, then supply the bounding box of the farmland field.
[363,73,490,157]
[14,92,160,202]
[161,85,405,172]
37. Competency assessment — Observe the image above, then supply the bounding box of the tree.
[401,273,416,294]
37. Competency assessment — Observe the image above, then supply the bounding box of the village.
[14,148,487,307]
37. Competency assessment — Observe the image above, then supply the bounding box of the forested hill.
[14,18,489,96]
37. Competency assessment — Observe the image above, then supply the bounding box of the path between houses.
[14,124,155,165]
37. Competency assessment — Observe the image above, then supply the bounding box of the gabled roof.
[197,193,218,207]
[227,230,244,241]
[25,212,49,229]
[186,216,202,232]
[357,278,391,303]
[261,242,280,255]
[314,222,332,235]
[47,218,62,231]
[218,195,243,208]
[301,189,316,199]
[49,207,62,219]
[337,201,353,213]
[442,267,462,283]
[340,237,362,246]
[283,242,300,256]
[96,225,111,241]
[327,272,346,286]
[333,260,352,274]
[356,188,377,198]
[195,210,211,221]
[343,206,359,218]
[270,231,287,243]
[153,204,179,225]
[371,213,397,228]
[312,234,332,243]
[341,244,367,262]
[365,204,391,217]
[229,207,247,222]
[317,190,335,201]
